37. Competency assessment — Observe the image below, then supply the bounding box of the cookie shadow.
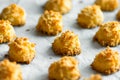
[89,37,104,49]
[81,65,98,76]
[0,51,8,61]
[44,46,62,60]
[24,26,48,37]
[35,73,48,80]
[72,22,84,30]
[46,46,58,58]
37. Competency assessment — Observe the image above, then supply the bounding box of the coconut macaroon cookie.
[85,74,102,80]
[36,10,63,35]
[44,0,72,14]
[91,47,120,75]
[8,37,36,64]
[0,4,26,26]
[94,21,120,46]
[0,20,16,43]
[0,59,22,80]
[77,5,104,28]
[49,56,80,80]
[52,30,81,56]
[95,0,119,11]
[116,10,120,20]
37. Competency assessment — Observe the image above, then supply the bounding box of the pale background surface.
[0,0,120,80]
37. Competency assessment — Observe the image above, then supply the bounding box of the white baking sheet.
[0,0,120,80]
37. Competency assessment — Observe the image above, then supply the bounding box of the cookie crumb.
[80,1,83,3]
[49,57,52,59]
[26,29,30,31]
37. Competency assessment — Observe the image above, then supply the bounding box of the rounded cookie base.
[8,55,35,64]
[91,64,120,75]
[52,43,81,56]
[38,29,62,36]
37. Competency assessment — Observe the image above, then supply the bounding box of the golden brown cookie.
[0,4,26,26]
[52,30,81,56]
[84,74,102,80]
[8,37,36,64]
[49,56,80,80]
[0,20,16,43]
[95,0,119,11]
[116,10,120,20]
[44,0,72,14]
[77,5,104,28]
[36,10,63,35]
[0,59,22,80]
[94,21,120,46]
[91,47,120,75]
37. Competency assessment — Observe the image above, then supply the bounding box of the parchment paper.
[0,0,120,80]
